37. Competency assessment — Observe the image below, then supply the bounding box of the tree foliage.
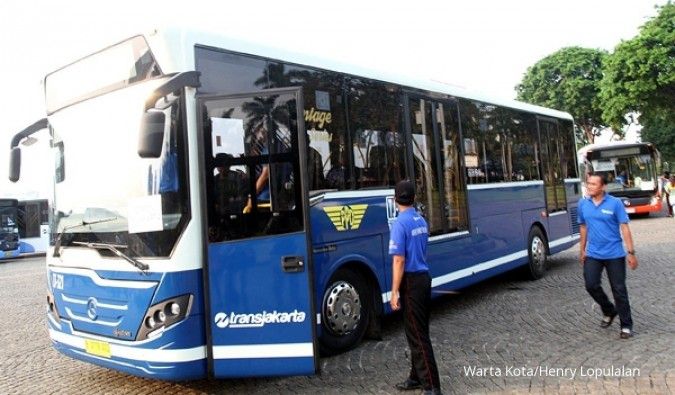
[599,2,675,166]
[641,108,675,169]
[516,47,607,144]
[599,2,674,129]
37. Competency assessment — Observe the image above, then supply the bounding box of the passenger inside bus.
[326,155,349,189]
[211,153,247,241]
[616,170,629,187]
[307,146,325,190]
[244,125,270,213]
[213,154,247,215]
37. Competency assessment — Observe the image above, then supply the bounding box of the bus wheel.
[319,268,370,355]
[525,227,547,280]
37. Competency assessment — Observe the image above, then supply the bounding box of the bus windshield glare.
[49,76,189,258]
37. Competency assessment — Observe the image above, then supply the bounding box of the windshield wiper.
[72,241,149,272]
[52,217,118,257]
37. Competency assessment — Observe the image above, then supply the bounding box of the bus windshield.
[0,200,19,256]
[49,77,189,258]
[0,203,18,233]
[590,154,656,192]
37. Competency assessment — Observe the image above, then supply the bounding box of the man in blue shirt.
[389,180,442,395]
[578,172,638,339]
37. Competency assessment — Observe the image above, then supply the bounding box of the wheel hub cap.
[531,237,544,267]
[323,281,361,336]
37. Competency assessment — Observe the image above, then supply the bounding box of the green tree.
[516,47,608,144]
[641,108,675,169]
[600,2,674,127]
[599,2,675,165]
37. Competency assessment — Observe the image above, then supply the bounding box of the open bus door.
[199,88,318,377]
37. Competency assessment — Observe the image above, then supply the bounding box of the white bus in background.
[578,142,662,215]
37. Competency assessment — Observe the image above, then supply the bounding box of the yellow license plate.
[84,339,111,358]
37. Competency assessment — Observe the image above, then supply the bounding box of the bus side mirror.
[9,147,21,182]
[138,111,165,158]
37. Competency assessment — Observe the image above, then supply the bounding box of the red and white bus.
[578,142,662,215]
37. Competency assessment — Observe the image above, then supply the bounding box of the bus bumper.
[48,317,207,380]
[625,199,661,215]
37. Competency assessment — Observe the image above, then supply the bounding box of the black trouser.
[583,257,633,329]
[401,271,441,391]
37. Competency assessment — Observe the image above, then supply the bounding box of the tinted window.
[502,111,541,182]
[267,63,349,191]
[560,120,578,179]
[348,79,406,188]
[539,120,566,211]
[461,101,502,183]
[409,98,443,235]
[461,101,541,184]
[196,47,269,94]
[437,102,468,232]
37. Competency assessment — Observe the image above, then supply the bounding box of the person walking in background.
[658,171,671,217]
[578,173,638,339]
[389,180,442,395]
[665,174,675,218]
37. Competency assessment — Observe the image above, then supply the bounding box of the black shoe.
[600,313,617,328]
[422,389,443,395]
[620,328,633,339]
[395,378,422,391]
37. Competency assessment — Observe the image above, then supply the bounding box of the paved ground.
[1,209,673,394]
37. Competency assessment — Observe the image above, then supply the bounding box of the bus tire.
[524,227,547,280]
[319,268,370,355]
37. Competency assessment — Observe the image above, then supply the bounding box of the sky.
[0,0,666,199]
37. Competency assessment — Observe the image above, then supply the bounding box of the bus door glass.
[408,97,465,236]
[199,88,317,377]
[538,118,569,240]
[538,119,567,211]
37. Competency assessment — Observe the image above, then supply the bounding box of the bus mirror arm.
[8,118,48,182]
[9,148,21,183]
[138,72,201,158]
[143,71,201,112]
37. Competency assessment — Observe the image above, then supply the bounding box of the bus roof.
[577,141,655,156]
[105,26,574,121]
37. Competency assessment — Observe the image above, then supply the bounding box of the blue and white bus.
[0,199,20,260]
[8,27,580,380]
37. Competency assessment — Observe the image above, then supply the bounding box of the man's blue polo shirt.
[388,208,429,273]
[578,193,629,259]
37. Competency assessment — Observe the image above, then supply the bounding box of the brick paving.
[0,210,673,394]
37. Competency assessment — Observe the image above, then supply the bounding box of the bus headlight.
[137,294,192,341]
[154,309,166,324]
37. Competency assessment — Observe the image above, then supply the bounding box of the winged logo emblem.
[323,204,368,231]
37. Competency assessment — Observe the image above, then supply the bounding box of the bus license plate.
[625,208,635,214]
[85,339,111,358]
